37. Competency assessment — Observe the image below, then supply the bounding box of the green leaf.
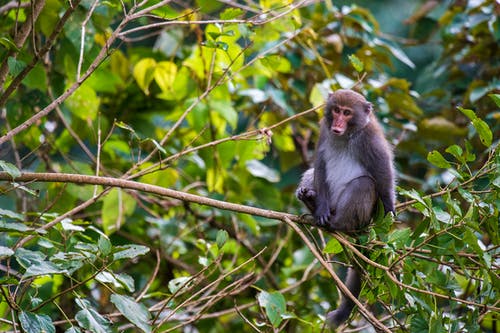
[245,159,280,183]
[458,107,493,147]
[98,235,112,256]
[489,93,500,107]
[323,238,343,254]
[209,99,238,129]
[457,106,477,121]
[373,37,415,68]
[411,314,428,332]
[113,244,150,261]
[145,138,167,155]
[133,58,157,95]
[0,160,21,179]
[110,294,152,333]
[216,229,228,248]
[115,120,136,134]
[75,299,111,333]
[15,248,46,268]
[23,261,67,278]
[0,37,20,51]
[427,150,451,168]
[388,228,411,249]
[7,56,26,76]
[0,208,24,220]
[96,271,135,292]
[260,55,292,73]
[348,54,364,72]
[220,7,243,20]
[471,118,492,147]
[445,145,464,162]
[19,311,55,333]
[257,291,286,327]
[65,83,100,121]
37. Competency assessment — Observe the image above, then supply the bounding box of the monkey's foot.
[314,203,331,228]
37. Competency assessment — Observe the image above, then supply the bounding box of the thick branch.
[0,172,303,224]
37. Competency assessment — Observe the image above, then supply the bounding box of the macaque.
[296,89,395,327]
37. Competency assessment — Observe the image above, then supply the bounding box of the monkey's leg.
[327,176,376,232]
[296,168,317,213]
[326,268,361,327]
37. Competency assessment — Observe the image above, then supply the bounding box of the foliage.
[0,0,498,332]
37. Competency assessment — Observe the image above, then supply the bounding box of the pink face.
[330,105,353,135]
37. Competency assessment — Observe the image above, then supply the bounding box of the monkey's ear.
[364,102,373,114]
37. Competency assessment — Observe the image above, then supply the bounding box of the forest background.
[0,0,498,332]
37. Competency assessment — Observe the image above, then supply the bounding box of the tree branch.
[0,172,304,224]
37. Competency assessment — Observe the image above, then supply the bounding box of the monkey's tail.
[326,268,362,328]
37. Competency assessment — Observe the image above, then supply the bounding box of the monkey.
[296,89,395,327]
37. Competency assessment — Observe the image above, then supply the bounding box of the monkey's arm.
[313,150,331,226]
[362,141,395,214]
[296,168,317,213]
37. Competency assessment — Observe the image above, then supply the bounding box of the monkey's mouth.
[331,127,345,135]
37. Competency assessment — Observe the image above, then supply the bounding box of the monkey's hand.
[296,186,317,214]
[314,201,331,227]
[296,186,316,202]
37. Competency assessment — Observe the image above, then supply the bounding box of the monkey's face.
[329,105,353,135]
[325,90,372,136]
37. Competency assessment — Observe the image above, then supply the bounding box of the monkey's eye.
[343,110,351,116]
[333,106,340,113]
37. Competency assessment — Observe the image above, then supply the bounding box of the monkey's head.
[324,89,373,136]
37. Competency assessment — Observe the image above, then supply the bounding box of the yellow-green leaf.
[154,61,177,93]
[102,189,136,235]
[133,58,157,95]
[427,150,451,169]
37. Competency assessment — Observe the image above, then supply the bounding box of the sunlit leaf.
[133,58,157,95]
[471,118,492,147]
[220,7,243,19]
[348,54,364,72]
[260,55,292,73]
[323,238,343,254]
[154,61,177,93]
